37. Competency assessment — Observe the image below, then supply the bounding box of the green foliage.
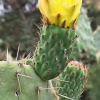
[0,9,40,56]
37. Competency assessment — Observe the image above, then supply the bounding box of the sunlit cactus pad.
[0,61,57,100]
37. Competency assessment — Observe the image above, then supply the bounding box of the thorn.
[34,22,41,30]
[36,86,40,100]
[46,80,49,94]
[55,78,69,83]
[16,44,20,61]
[18,73,32,78]
[37,31,40,36]
[6,48,9,62]
[57,93,74,100]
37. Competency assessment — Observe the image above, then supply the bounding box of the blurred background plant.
[0,0,100,100]
[0,0,41,59]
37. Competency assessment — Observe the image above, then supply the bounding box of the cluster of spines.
[33,25,78,80]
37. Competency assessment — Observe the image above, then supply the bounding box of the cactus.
[54,61,87,100]
[0,61,58,100]
[33,25,78,80]
[0,0,88,100]
[71,8,96,64]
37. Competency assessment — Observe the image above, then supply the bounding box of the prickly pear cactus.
[55,61,88,100]
[0,61,57,100]
[33,25,78,80]
[0,0,88,100]
[72,8,96,63]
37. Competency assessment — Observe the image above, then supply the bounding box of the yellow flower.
[38,0,82,28]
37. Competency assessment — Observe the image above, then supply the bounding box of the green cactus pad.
[33,25,77,80]
[0,61,57,100]
[56,61,87,100]
[72,8,96,63]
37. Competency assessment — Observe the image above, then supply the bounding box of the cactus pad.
[33,25,78,80]
[0,61,57,100]
[56,61,88,100]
